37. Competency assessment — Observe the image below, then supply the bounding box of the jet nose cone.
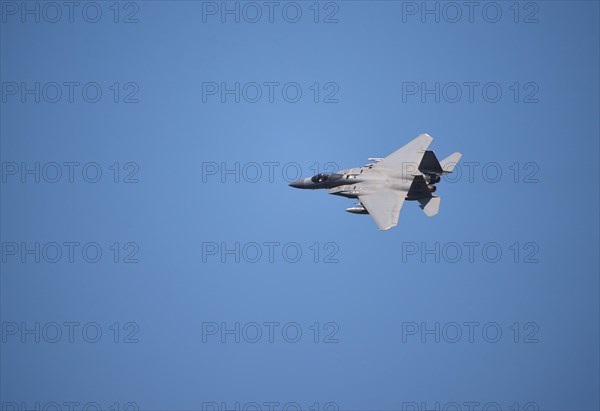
[289,179,305,188]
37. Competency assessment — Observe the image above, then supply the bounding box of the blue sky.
[1,1,599,410]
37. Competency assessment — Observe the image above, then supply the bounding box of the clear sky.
[1,1,599,410]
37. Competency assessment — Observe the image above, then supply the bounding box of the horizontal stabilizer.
[440,152,462,173]
[418,196,441,217]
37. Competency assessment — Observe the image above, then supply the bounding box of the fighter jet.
[288,134,462,230]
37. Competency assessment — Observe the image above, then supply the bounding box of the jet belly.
[328,185,362,198]
[328,181,380,199]
[386,179,413,192]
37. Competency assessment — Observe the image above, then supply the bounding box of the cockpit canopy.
[311,173,329,183]
[310,173,342,183]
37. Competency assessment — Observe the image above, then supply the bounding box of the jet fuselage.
[289,167,429,200]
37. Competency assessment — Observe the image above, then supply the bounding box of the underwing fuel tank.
[345,203,369,214]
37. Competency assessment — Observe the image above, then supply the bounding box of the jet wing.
[372,133,433,178]
[359,188,408,231]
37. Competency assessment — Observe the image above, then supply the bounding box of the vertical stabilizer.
[440,152,462,173]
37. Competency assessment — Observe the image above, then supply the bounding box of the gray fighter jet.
[289,134,462,230]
